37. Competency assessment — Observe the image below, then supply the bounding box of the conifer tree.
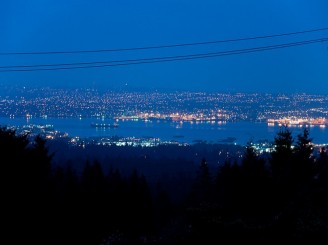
[271,126,294,180]
[293,128,314,183]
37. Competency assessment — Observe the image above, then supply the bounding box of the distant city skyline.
[1,0,328,93]
[1,87,327,144]
[1,86,327,120]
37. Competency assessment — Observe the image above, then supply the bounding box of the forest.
[1,126,328,244]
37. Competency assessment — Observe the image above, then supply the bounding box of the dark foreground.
[1,126,328,244]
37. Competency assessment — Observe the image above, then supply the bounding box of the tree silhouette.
[125,169,153,241]
[293,128,314,185]
[239,142,271,220]
[192,157,212,202]
[271,126,294,179]
[0,128,56,243]
[316,147,328,181]
[2,124,328,244]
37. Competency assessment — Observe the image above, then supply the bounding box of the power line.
[1,37,327,69]
[1,27,328,56]
[0,37,327,72]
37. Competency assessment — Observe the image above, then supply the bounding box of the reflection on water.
[0,117,327,145]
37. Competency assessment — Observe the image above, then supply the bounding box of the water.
[1,117,327,145]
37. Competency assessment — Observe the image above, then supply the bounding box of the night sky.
[1,0,328,93]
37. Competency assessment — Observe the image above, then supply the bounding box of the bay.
[0,117,327,145]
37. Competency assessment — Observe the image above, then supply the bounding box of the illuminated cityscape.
[0,86,327,124]
[1,86,327,151]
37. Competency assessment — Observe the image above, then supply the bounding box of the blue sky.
[1,0,328,93]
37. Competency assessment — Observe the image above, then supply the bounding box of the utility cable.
[0,27,328,56]
[0,37,327,72]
